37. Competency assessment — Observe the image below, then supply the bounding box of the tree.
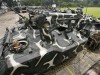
[2,0,13,7]
[93,0,100,6]
[0,0,2,9]
[21,0,41,6]
[20,0,100,7]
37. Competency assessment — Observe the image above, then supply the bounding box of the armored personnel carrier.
[0,7,99,75]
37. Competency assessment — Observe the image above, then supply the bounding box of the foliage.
[20,0,100,7]
[1,0,100,8]
[0,0,2,9]
[21,0,41,6]
[3,0,13,7]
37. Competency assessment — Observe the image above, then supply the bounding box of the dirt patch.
[0,11,19,38]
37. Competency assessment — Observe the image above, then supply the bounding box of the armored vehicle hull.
[0,27,87,75]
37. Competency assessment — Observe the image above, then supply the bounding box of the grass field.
[61,7,100,18]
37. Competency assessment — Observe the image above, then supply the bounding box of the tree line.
[20,0,100,7]
[0,0,100,8]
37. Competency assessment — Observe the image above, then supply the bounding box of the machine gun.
[34,14,54,43]
[4,4,34,29]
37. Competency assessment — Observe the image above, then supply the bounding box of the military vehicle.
[0,7,99,75]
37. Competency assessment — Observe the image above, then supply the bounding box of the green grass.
[61,7,100,18]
